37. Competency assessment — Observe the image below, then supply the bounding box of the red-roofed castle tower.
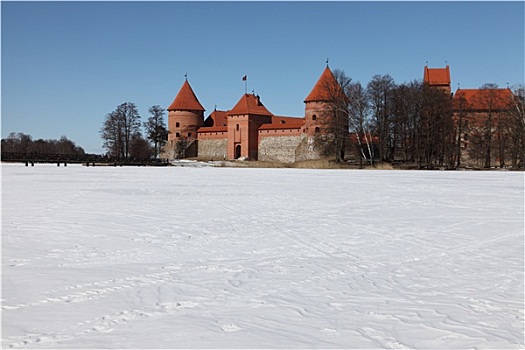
[226,93,273,160]
[167,79,205,144]
[303,66,342,136]
[424,65,451,93]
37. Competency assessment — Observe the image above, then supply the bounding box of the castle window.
[176,122,180,128]
[315,127,320,133]
[280,120,285,124]
[236,124,240,131]
[176,132,180,137]
[312,114,317,121]
[188,133,192,137]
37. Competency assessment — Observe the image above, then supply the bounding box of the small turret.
[303,66,341,136]
[167,80,205,143]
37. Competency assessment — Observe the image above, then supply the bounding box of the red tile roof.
[304,67,343,103]
[453,88,513,111]
[228,94,273,116]
[167,80,205,111]
[204,110,229,127]
[200,110,229,132]
[258,116,305,130]
[197,125,228,133]
[424,66,450,86]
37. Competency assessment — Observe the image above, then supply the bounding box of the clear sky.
[2,1,524,154]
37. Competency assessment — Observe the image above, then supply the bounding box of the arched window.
[312,114,317,121]
[236,124,240,131]
[315,127,320,134]
[176,122,180,128]
[175,132,180,137]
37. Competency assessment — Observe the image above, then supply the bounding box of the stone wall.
[258,135,302,163]
[198,138,228,160]
[160,141,176,160]
[160,140,198,160]
[294,135,331,161]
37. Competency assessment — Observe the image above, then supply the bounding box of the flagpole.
[245,76,247,94]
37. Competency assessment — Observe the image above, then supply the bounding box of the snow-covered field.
[2,163,523,349]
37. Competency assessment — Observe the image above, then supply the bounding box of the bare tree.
[100,102,141,159]
[347,81,375,166]
[475,84,503,168]
[1,133,84,155]
[452,93,471,168]
[418,85,454,169]
[391,81,423,163]
[100,110,124,159]
[129,132,153,161]
[144,105,167,159]
[2,132,32,153]
[367,75,396,162]
[315,68,351,163]
[175,136,190,159]
[507,86,525,168]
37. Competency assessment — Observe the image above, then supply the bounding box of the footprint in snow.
[320,328,339,338]
[220,322,242,332]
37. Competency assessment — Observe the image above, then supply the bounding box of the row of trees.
[321,70,524,169]
[100,103,167,160]
[1,133,85,155]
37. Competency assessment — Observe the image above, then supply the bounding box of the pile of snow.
[169,159,217,167]
[2,163,523,348]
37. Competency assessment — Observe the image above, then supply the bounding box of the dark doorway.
[235,144,242,159]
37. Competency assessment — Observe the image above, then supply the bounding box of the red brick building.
[164,67,339,162]
[425,65,514,166]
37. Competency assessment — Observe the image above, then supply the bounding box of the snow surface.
[2,163,524,349]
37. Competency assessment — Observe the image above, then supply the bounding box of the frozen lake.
[2,163,524,348]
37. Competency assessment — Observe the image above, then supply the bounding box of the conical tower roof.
[228,94,273,116]
[167,80,205,111]
[304,67,343,103]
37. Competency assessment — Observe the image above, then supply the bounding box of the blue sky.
[2,1,524,154]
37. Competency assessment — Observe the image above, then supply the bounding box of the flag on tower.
[242,75,247,81]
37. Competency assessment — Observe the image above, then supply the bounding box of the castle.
[163,65,516,166]
[163,67,340,163]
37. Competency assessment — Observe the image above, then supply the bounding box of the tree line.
[321,70,525,169]
[1,133,85,155]
[100,103,167,160]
